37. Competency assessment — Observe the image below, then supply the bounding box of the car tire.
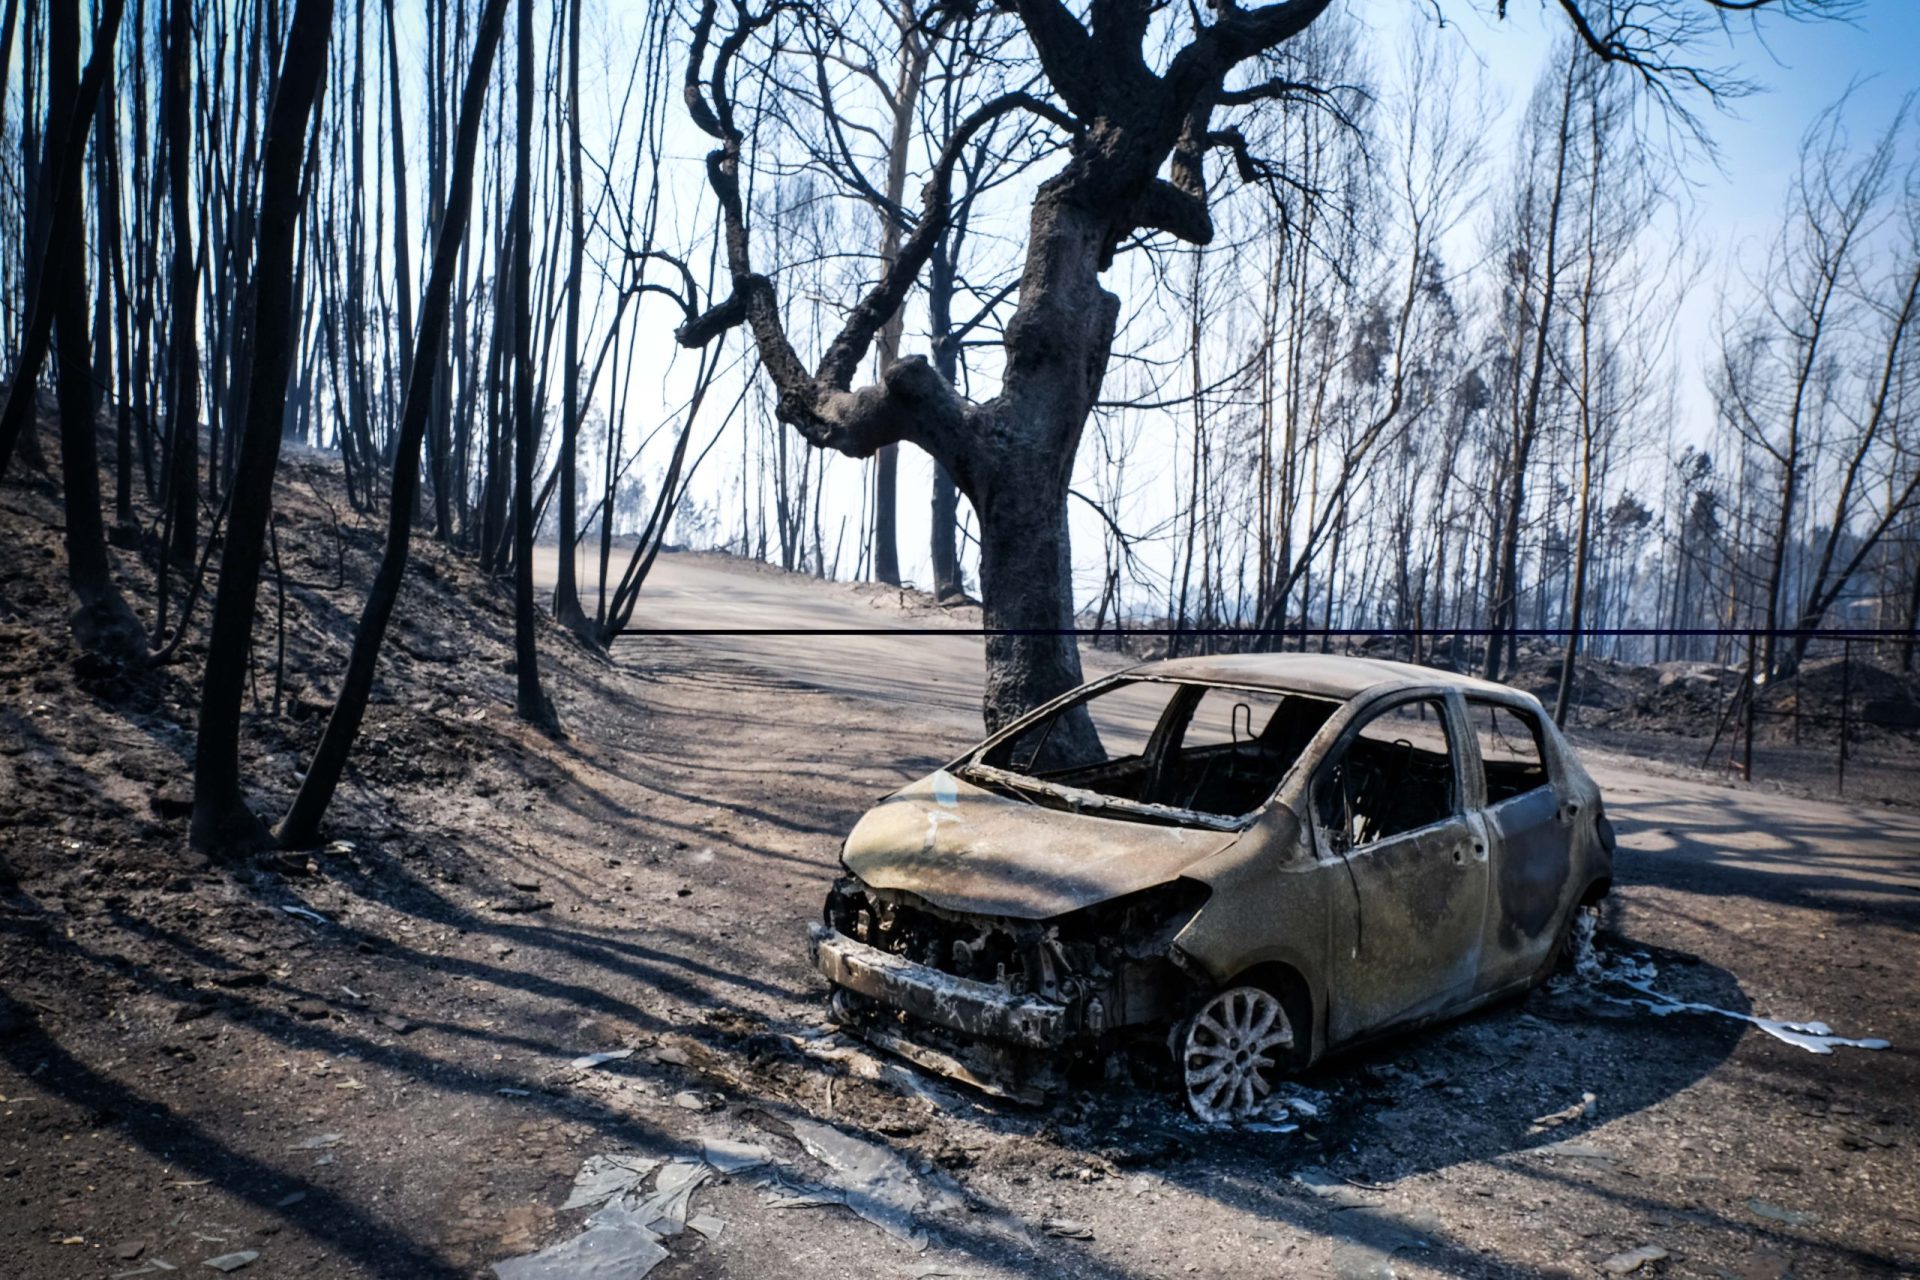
[1533,902,1598,987]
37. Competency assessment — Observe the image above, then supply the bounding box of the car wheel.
[1534,903,1598,986]
[1179,986,1295,1123]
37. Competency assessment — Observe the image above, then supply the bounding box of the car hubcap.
[1183,986,1293,1123]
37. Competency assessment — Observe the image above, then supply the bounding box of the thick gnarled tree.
[677,0,1819,733]
[680,0,1340,738]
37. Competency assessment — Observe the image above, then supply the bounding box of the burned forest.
[1,1,1917,1277]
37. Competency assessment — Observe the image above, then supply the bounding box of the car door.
[1463,696,1570,991]
[1314,694,1489,1045]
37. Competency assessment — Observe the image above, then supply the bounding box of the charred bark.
[510,0,558,733]
[0,0,126,485]
[47,0,138,661]
[190,0,336,857]
[551,0,590,636]
[280,0,512,847]
[162,0,199,564]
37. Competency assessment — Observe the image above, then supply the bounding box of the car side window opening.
[1468,700,1550,803]
[1314,698,1457,851]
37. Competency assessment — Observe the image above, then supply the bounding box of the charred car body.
[810,655,1615,1119]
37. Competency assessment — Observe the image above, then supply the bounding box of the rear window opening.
[969,678,1341,823]
[1468,700,1551,803]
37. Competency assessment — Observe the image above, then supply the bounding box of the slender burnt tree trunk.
[1487,55,1575,683]
[865,8,927,590]
[1553,421,1595,725]
[383,0,414,398]
[98,66,137,532]
[49,0,138,661]
[163,0,199,563]
[551,0,590,634]
[279,0,512,847]
[510,0,557,731]
[217,9,266,505]
[190,0,336,856]
[927,233,962,601]
[14,0,52,475]
[481,215,512,564]
[0,0,126,491]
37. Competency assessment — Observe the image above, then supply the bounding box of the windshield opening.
[970,678,1342,823]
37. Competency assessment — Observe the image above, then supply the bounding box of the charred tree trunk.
[279,0,511,847]
[11,0,50,471]
[510,0,557,732]
[382,0,414,399]
[98,66,137,532]
[0,0,127,493]
[190,0,336,856]
[952,188,1119,736]
[1553,422,1595,726]
[49,0,138,660]
[1487,56,1575,684]
[163,0,199,563]
[865,8,928,589]
[927,232,963,601]
[0,0,19,310]
[550,0,589,634]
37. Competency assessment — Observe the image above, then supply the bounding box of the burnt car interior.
[975,680,1341,820]
[1313,698,1457,849]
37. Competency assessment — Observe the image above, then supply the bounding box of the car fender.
[1539,719,1613,917]
[1167,803,1330,1059]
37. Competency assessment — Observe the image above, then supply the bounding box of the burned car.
[809,655,1615,1120]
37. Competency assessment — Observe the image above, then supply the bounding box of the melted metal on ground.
[1565,912,1890,1055]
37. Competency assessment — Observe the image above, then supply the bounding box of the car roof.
[1122,652,1525,702]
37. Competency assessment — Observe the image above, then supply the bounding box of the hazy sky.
[799,1,1920,604]
[1437,0,1918,257]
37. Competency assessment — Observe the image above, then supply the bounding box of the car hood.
[841,769,1240,919]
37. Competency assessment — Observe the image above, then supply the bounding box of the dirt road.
[582,551,1920,915]
[538,545,1020,726]
[1,541,1913,1280]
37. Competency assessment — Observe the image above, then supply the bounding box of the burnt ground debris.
[1,423,1916,1277]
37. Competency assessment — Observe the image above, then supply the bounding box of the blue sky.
[1436,0,1918,261]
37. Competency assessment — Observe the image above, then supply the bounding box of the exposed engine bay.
[813,875,1207,1098]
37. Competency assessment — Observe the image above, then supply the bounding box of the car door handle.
[1452,840,1483,866]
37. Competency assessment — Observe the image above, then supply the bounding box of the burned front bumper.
[807,923,1074,1049]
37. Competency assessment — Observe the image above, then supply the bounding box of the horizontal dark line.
[613,626,1917,639]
